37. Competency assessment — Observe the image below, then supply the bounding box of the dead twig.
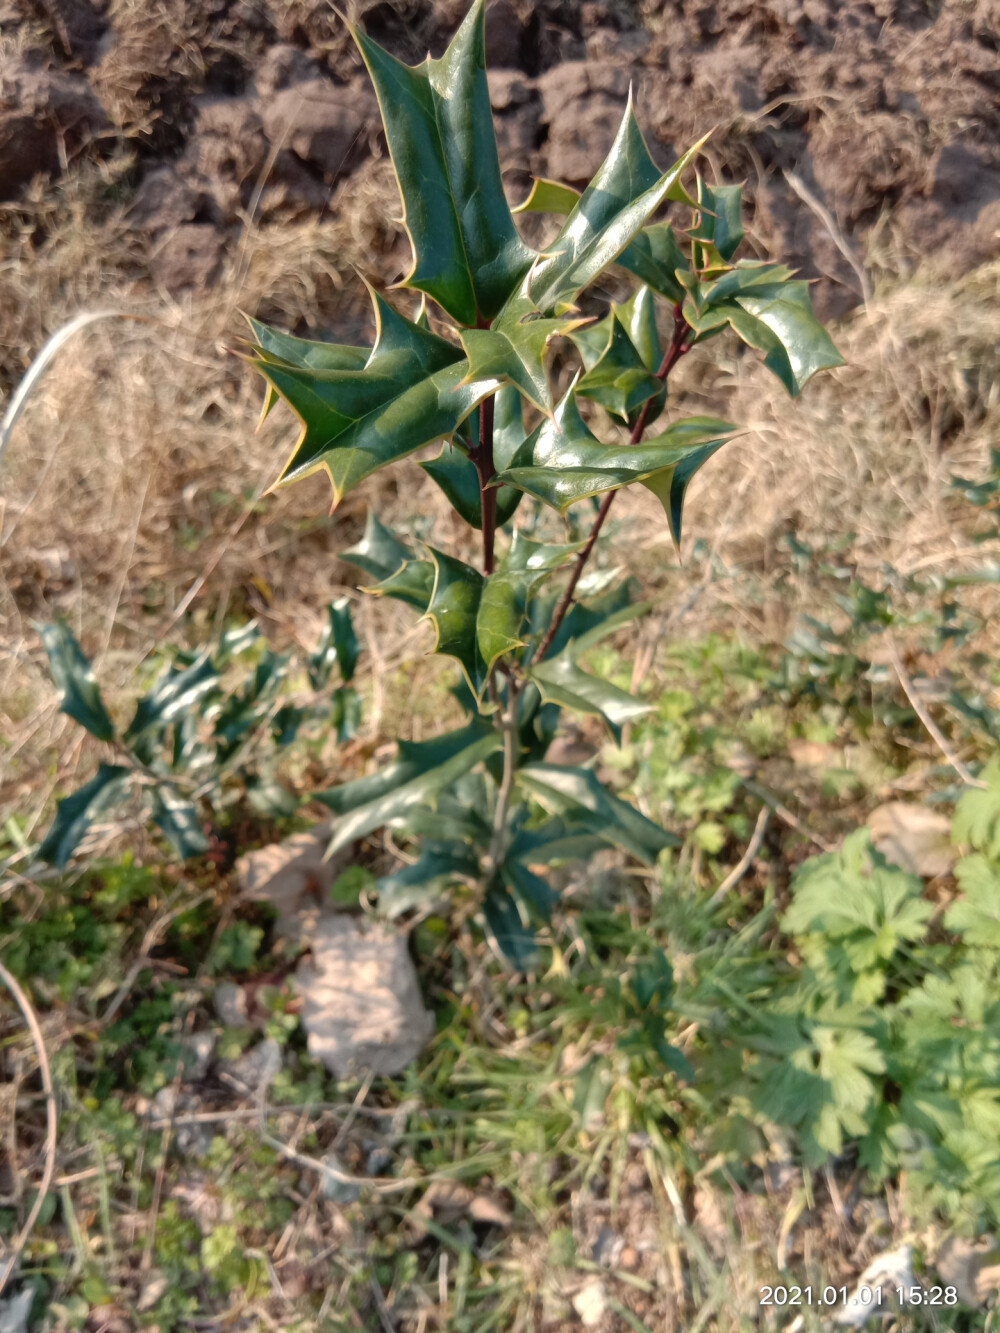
[887,638,986,789]
[0,961,59,1297]
[708,806,771,906]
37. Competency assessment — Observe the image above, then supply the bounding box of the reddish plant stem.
[474,391,498,575]
[533,304,691,665]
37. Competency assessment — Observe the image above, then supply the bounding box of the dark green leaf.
[617,221,690,304]
[527,648,651,742]
[503,858,558,922]
[248,288,498,504]
[39,764,131,868]
[331,685,362,742]
[526,108,705,314]
[377,840,480,919]
[320,725,502,855]
[690,180,745,262]
[126,654,219,742]
[369,559,436,613]
[517,763,678,864]
[39,622,115,743]
[341,511,416,581]
[686,277,844,396]
[460,309,584,410]
[352,0,534,325]
[150,787,209,859]
[425,547,487,693]
[494,388,734,531]
[508,816,606,864]
[573,312,663,423]
[244,315,368,421]
[316,721,495,816]
[310,598,359,686]
[483,883,539,970]
[420,389,530,529]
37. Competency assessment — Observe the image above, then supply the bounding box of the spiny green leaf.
[376,839,480,919]
[483,883,539,970]
[461,308,585,410]
[527,648,651,743]
[248,288,499,504]
[525,105,705,315]
[369,559,436,612]
[244,315,369,421]
[503,858,558,922]
[617,221,691,304]
[38,622,116,743]
[125,654,219,742]
[494,387,734,531]
[424,536,582,690]
[309,599,359,687]
[573,312,663,423]
[513,177,581,215]
[332,685,362,742]
[150,787,210,859]
[517,763,678,864]
[316,721,495,816]
[686,276,843,396]
[425,547,487,693]
[352,0,534,325]
[508,816,606,864]
[420,387,530,528]
[325,728,503,856]
[690,179,745,263]
[39,763,132,868]
[341,511,416,581]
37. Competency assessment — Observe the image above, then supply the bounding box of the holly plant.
[243,0,843,966]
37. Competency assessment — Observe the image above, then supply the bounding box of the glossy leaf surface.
[39,622,115,743]
[573,313,663,423]
[248,290,499,504]
[686,274,844,396]
[39,764,131,868]
[353,0,534,325]
[494,389,734,530]
[617,221,690,303]
[325,728,502,856]
[421,388,530,528]
[525,107,704,314]
[484,883,539,969]
[151,787,210,859]
[425,537,583,690]
[690,180,745,262]
[517,763,678,863]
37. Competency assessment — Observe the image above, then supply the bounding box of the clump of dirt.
[1,0,997,350]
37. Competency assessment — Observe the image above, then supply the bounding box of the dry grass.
[2,138,999,827]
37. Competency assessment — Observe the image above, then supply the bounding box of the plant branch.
[487,670,519,875]
[534,305,691,664]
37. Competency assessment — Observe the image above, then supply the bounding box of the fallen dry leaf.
[294,915,434,1078]
[867,802,957,878]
